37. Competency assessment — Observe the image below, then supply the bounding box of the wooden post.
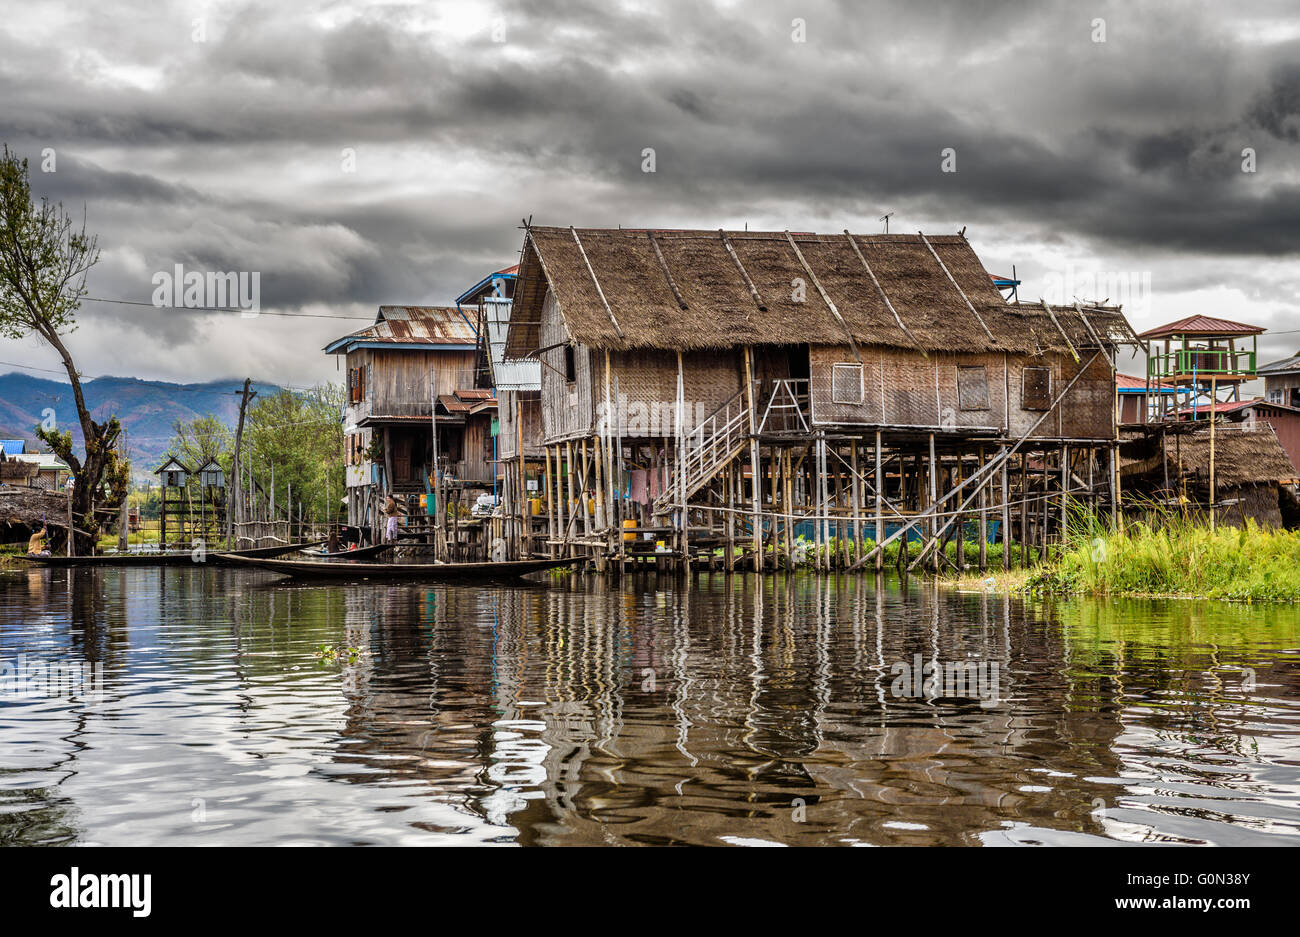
[978,446,988,573]
[1019,452,1029,569]
[873,432,883,573]
[593,436,607,573]
[1209,375,1217,531]
[744,347,762,572]
[1040,451,1049,563]
[676,350,689,573]
[1000,445,1010,572]
[812,437,821,572]
[928,434,939,573]
[544,444,555,558]
[1109,445,1118,530]
[783,448,794,569]
[564,441,576,558]
[579,439,591,541]
[954,454,965,574]
[1060,445,1069,555]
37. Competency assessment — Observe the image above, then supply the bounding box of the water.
[1,565,1298,846]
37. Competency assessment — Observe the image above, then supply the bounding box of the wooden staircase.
[654,388,752,513]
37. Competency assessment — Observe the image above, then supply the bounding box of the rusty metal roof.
[1138,315,1265,339]
[1116,372,1176,390]
[324,306,477,353]
[436,389,497,416]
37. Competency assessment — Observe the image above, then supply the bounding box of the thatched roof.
[0,486,72,529]
[1122,424,1298,487]
[505,226,1137,356]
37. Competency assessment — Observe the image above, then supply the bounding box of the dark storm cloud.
[0,0,1297,384]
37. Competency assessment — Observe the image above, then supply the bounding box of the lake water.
[1,565,1298,846]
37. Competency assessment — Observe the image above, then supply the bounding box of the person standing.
[382,496,403,543]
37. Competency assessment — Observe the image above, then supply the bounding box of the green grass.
[1027,508,1300,603]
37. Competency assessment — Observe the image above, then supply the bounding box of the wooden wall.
[808,344,1115,440]
[540,290,596,441]
[351,347,477,418]
[539,287,744,443]
[499,390,544,460]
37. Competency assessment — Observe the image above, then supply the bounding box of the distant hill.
[0,372,284,477]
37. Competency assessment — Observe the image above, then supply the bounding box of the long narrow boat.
[298,543,393,561]
[214,553,587,580]
[19,541,323,568]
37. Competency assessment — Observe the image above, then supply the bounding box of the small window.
[831,363,864,405]
[1022,367,1052,410]
[956,365,990,411]
[564,345,577,384]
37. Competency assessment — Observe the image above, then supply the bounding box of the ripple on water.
[0,567,1297,845]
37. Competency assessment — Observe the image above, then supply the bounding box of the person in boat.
[27,525,51,557]
[382,496,403,542]
[326,527,341,554]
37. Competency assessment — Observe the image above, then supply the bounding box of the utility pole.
[118,426,129,553]
[230,379,256,549]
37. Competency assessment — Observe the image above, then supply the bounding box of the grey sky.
[1,0,1298,388]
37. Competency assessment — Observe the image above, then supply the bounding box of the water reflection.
[0,566,1297,845]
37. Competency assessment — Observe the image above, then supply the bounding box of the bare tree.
[0,145,128,553]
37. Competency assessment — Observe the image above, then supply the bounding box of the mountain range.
[0,372,283,476]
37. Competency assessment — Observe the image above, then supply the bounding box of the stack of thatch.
[1122,423,1298,488]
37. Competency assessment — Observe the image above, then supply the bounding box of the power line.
[81,296,373,320]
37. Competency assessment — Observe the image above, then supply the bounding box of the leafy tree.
[165,414,233,474]
[242,384,345,523]
[0,145,127,552]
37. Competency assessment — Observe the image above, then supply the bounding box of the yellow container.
[529,498,542,516]
[418,494,427,509]
[623,519,637,542]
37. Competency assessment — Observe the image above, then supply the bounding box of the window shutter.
[1022,367,1052,410]
[831,363,864,405]
[957,366,990,411]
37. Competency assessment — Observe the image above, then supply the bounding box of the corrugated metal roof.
[1176,398,1300,417]
[1138,315,1265,338]
[436,389,497,415]
[324,306,476,352]
[1259,353,1300,375]
[1116,372,1176,390]
[8,451,69,471]
[1,440,26,456]
[481,296,541,391]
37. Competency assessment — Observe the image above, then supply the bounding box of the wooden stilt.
[928,433,939,574]
[1060,445,1069,556]
[873,432,883,573]
[978,446,988,573]
[1019,452,1029,569]
[1000,445,1010,572]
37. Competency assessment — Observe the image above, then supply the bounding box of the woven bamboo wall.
[1057,353,1115,439]
[598,348,744,440]
[809,344,1114,440]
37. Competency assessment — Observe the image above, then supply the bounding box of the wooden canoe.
[19,541,323,568]
[214,553,587,580]
[298,542,394,561]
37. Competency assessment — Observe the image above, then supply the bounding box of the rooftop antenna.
[880,212,893,234]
